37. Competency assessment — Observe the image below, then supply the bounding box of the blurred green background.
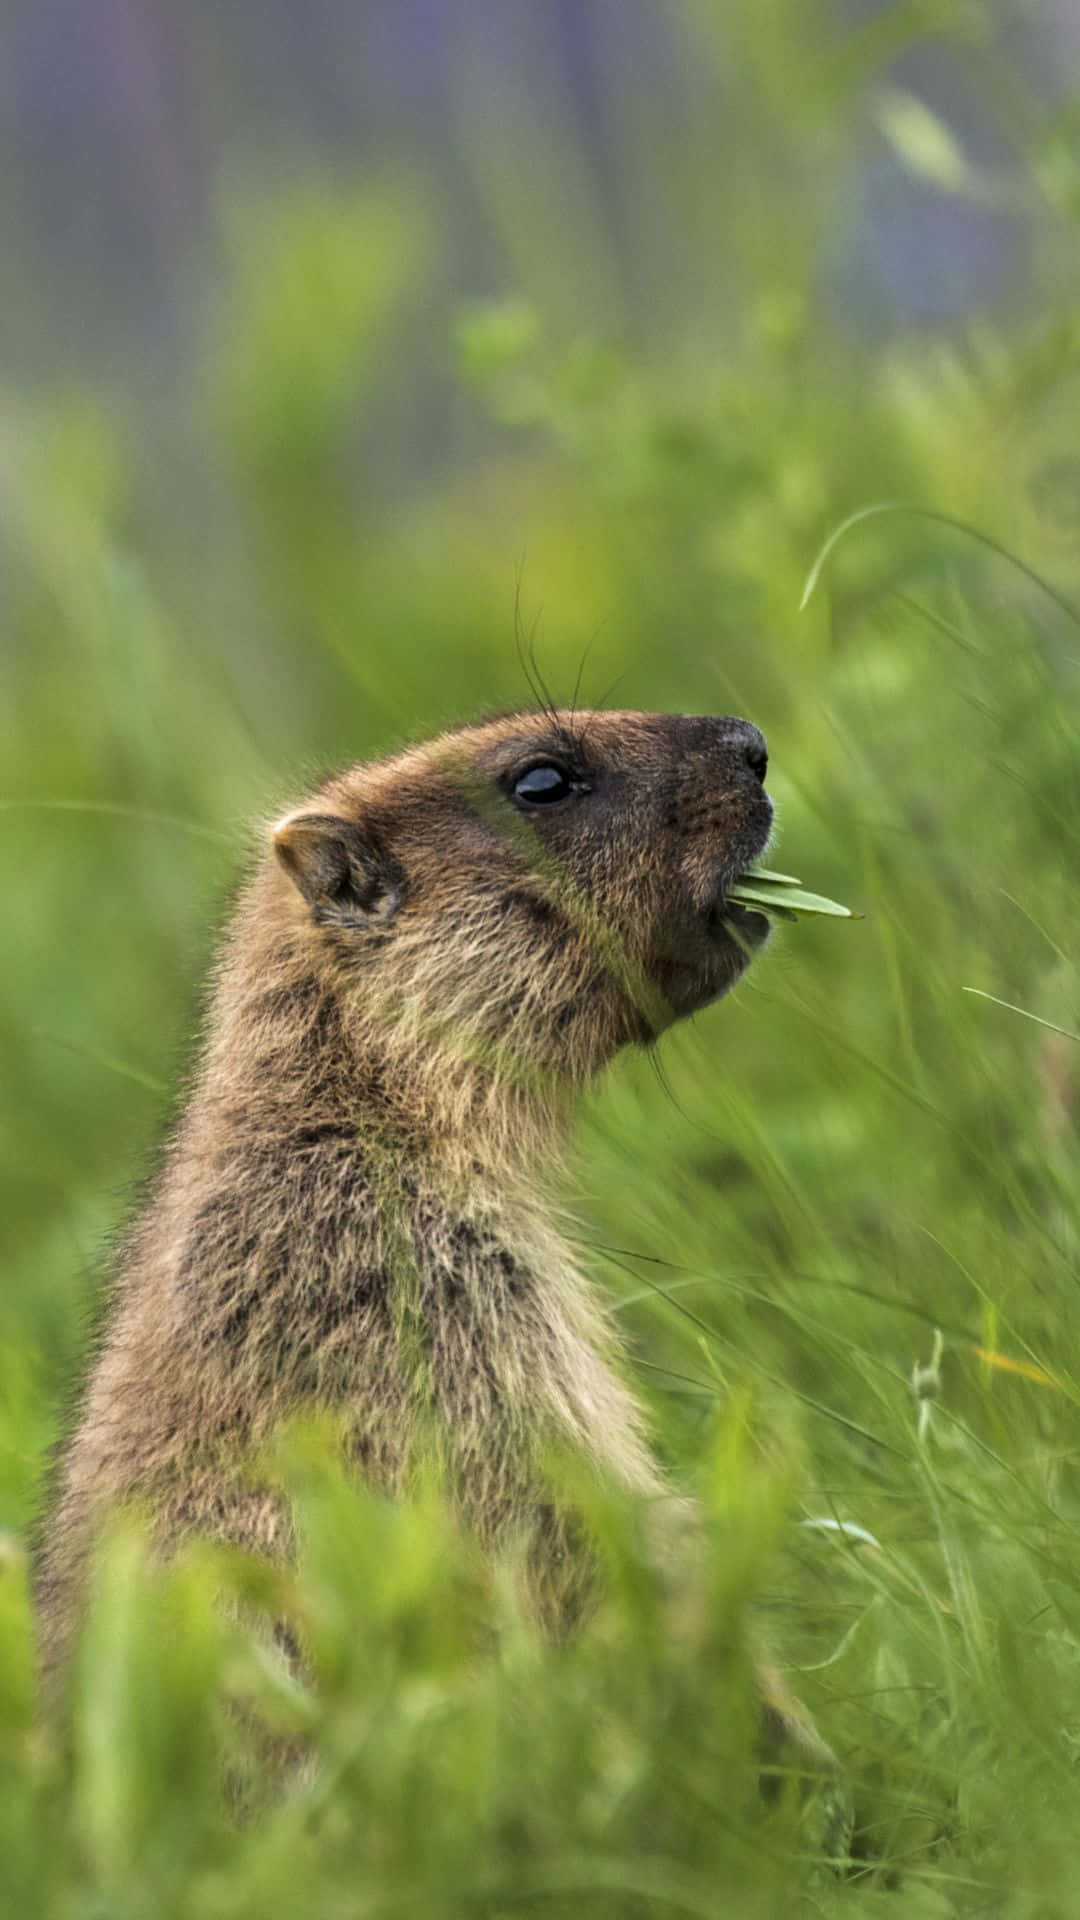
[4,1,1080,1910]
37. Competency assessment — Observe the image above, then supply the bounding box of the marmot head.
[271,710,773,1090]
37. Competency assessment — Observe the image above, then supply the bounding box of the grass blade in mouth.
[727,869,857,920]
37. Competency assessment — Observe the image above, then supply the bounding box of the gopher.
[39,707,778,1678]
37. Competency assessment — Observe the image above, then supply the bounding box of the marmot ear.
[273,812,405,926]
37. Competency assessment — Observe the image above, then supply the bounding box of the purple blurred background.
[4,0,1073,429]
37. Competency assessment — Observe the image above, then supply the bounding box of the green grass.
[5,7,1080,1910]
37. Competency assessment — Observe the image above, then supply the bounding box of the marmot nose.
[727,719,769,784]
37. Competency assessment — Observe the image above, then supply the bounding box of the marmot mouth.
[649,899,770,1019]
[703,898,771,952]
[713,900,771,950]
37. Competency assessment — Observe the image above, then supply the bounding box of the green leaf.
[728,879,856,918]
[740,865,803,886]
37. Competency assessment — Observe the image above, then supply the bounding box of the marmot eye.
[512,763,575,805]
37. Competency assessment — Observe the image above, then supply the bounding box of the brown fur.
[38,707,777,1676]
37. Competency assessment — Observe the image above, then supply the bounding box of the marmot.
[38,707,777,1678]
